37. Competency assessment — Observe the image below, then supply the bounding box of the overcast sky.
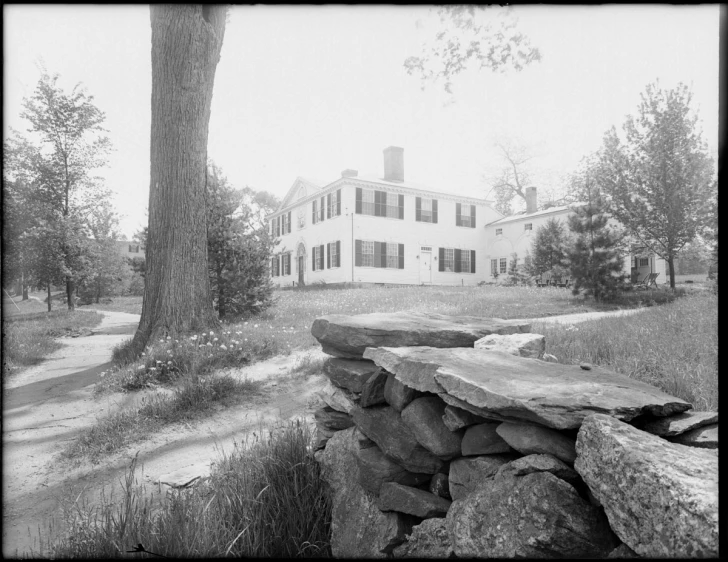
[3,5,720,239]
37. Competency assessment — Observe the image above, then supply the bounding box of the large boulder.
[448,471,619,558]
[378,482,452,518]
[352,406,444,474]
[401,397,463,459]
[495,453,582,488]
[313,406,355,431]
[313,312,530,358]
[448,454,516,501]
[317,380,359,414]
[323,358,380,393]
[365,346,691,429]
[317,427,416,557]
[360,369,389,407]
[496,422,577,464]
[441,405,489,431]
[355,444,431,495]
[390,518,453,559]
[638,410,718,437]
[574,414,719,558]
[474,332,545,359]
[384,372,423,412]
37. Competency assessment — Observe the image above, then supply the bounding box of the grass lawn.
[2,299,103,381]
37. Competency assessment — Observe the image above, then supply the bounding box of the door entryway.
[297,242,306,286]
[420,247,432,284]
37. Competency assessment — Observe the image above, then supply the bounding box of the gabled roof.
[486,203,578,227]
[277,177,326,211]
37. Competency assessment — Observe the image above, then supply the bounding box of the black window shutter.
[355,239,362,266]
[470,205,476,228]
[398,194,404,219]
[432,199,438,223]
[327,243,331,269]
[471,250,476,273]
[381,242,388,268]
[327,194,332,219]
[356,188,362,214]
[312,200,317,223]
[288,211,292,233]
[374,242,382,268]
[321,197,325,221]
[319,245,324,269]
[439,248,445,272]
[336,240,341,267]
[374,191,382,217]
[271,257,275,275]
[456,203,461,226]
[312,250,316,271]
[398,243,404,269]
[454,249,462,273]
[415,197,421,222]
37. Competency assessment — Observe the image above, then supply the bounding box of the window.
[281,212,291,235]
[438,248,476,273]
[456,203,476,228]
[495,228,502,236]
[282,253,291,276]
[312,245,324,271]
[639,257,649,267]
[297,206,306,229]
[312,200,318,224]
[356,188,404,219]
[416,197,438,223]
[500,258,507,274]
[327,241,341,268]
[524,223,532,231]
[421,246,432,252]
[355,240,404,269]
[327,189,341,219]
[312,198,325,224]
[271,256,280,277]
[491,259,498,276]
[128,244,140,253]
[319,196,326,222]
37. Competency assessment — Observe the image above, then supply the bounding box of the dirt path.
[524,307,647,325]
[2,311,327,558]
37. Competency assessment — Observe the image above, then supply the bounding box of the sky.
[3,5,720,239]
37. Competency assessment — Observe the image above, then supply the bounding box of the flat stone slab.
[317,380,359,414]
[313,312,530,358]
[442,405,488,431]
[667,424,718,449]
[365,346,691,430]
[314,406,355,431]
[496,422,577,464]
[323,358,380,393]
[495,454,582,488]
[639,410,718,437]
[575,414,718,558]
[378,482,452,518]
[474,332,545,359]
[401,397,463,459]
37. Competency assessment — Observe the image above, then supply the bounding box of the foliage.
[206,162,276,319]
[507,252,531,285]
[533,290,717,411]
[597,82,717,289]
[567,176,626,301]
[50,421,331,558]
[676,236,713,275]
[2,309,103,380]
[485,137,536,215]
[4,70,113,310]
[530,217,570,275]
[404,5,541,96]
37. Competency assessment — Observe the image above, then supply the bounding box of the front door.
[298,256,305,286]
[420,250,432,284]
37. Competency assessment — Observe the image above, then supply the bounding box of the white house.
[267,147,502,287]
[485,187,667,284]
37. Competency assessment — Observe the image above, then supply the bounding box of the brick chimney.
[383,146,404,182]
[341,169,358,178]
[526,186,537,214]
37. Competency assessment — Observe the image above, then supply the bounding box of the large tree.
[131,5,227,352]
[16,71,112,310]
[530,217,569,275]
[404,5,541,95]
[598,82,717,289]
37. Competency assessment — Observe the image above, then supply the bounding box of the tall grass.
[2,309,103,380]
[48,421,331,558]
[533,290,718,411]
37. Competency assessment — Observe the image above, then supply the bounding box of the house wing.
[278,177,325,211]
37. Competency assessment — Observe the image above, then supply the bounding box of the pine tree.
[530,218,569,275]
[567,177,626,301]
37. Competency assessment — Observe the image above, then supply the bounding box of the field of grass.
[2,307,103,381]
[43,421,331,558]
[533,289,718,411]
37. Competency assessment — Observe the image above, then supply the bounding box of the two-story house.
[267,147,502,287]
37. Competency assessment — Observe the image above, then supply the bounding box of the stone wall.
[310,311,718,558]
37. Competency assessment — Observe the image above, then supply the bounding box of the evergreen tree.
[567,176,626,301]
[530,218,569,274]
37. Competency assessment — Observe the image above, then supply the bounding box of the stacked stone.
[311,311,718,559]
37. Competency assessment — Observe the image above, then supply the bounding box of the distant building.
[115,240,145,260]
[267,147,667,287]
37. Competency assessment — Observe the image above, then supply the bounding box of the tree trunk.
[22,275,28,301]
[47,283,52,312]
[131,5,226,352]
[668,255,676,290]
[66,276,75,311]
[217,266,226,319]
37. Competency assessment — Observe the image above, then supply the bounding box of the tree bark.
[21,272,28,301]
[66,276,75,311]
[668,255,676,290]
[47,283,52,312]
[132,5,226,352]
